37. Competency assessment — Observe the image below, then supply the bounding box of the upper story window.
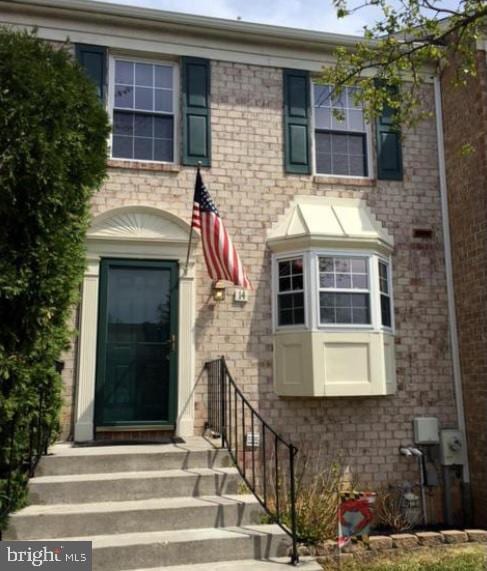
[111,59,175,163]
[319,256,370,325]
[313,84,368,177]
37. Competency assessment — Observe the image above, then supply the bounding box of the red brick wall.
[441,49,487,527]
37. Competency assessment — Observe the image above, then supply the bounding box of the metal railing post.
[220,357,225,449]
[289,444,299,565]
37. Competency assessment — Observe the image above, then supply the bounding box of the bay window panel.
[318,255,370,325]
[319,292,370,325]
[278,293,305,326]
[381,295,392,328]
[379,260,392,327]
[277,258,305,326]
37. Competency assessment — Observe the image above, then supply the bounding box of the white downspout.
[434,76,471,485]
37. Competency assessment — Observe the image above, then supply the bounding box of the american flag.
[192,169,251,289]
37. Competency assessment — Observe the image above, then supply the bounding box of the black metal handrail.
[0,370,57,537]
[206,357,299,565]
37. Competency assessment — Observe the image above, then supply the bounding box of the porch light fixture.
[212,281,226,302]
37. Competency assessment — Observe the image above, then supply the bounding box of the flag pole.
[184,162,201,276]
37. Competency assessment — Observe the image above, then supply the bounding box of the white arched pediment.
[88,206,192,243]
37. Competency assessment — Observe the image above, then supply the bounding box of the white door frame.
[74,206,197,441]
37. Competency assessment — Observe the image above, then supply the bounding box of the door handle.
[163,334,177,354]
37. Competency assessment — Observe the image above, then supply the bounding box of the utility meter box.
[440,429,465,466]
[413,417,440,444]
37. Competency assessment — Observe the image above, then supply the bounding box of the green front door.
[95,259,178,428]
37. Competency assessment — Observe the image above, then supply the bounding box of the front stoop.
[5,438,315,570]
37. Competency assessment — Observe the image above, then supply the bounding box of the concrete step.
[131,557,322,571]
[45,525,290,571]
[28,467,240,505]
[37,440,230,476]
[5,495,263,540]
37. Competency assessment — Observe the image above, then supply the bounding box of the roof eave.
[4,0,373,51]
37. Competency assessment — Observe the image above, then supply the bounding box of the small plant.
[374,485,419,533]
[266,443,359,544]
[293,458,342,543]
[237,480,250,495]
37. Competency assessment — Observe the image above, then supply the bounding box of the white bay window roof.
[267,196,394,255]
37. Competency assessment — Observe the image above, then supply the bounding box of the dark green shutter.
[283,69,311,174]
[75,44,106,100]
[182,57,211,166]
[376,92,403,180]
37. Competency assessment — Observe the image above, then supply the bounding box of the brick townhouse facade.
[441,44,487,527]
[0,0,478,526]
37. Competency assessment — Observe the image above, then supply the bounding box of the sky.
[86,0,375,35]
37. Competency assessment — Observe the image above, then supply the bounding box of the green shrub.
[0,28,110,529]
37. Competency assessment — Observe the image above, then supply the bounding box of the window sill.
[107,159,181,173]
[312,175,376,187]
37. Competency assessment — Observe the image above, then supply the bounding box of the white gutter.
[4,0,370,50]
[434,76,470,483]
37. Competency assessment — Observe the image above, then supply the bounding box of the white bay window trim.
[273,250,394,334]
[107,53,180,165]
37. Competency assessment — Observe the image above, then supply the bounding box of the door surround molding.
[74,205,197,441]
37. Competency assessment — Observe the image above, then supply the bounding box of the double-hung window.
[318,256,370,325]
[111,59,175,163]
[277,258,305,326]
[313,84,368,177]
[379,260,392,327]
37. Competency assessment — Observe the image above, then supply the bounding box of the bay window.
[268,196,396,397]
[274,253,392,332]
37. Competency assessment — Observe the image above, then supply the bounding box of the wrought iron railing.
[0,362,61,537]
[206,357,299,565]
